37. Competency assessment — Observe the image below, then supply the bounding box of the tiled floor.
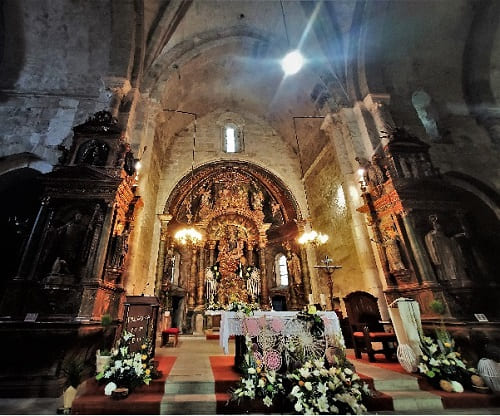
[0,336,498,415]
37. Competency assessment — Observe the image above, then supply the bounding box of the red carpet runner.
[71,356,176,415]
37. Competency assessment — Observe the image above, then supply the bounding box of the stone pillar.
[401,210,437,283]
[155,214,173,297]
[188,246,198,309]
[322,113,388,318]
[258,244,269,309]
[196,245,206,308]
[363,93,395,146]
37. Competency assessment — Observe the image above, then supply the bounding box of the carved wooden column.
[299,246,311,302]
[401,210,437,283]
[208,240,216,266]
[196,244,206,308]
[258,245,269,309]
[188,246,198,309]
[155,214,173,297]
[247,242,255,265]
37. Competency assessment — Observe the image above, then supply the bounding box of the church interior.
[1,0,500,413]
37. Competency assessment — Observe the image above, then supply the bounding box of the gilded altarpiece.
[157,162,308,333]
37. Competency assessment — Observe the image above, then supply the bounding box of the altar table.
[219,310,343,354]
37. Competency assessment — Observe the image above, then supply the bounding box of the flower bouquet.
[417,334,475,391]
[287,358,370,414]
[227,301,260,316]
[96,331,154,395]
[231,342,286,408]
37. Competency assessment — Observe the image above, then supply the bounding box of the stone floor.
[0,335,498,415]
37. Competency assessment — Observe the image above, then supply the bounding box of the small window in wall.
[275,253,289,286]
[223,123,243,153]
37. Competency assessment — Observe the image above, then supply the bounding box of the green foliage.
[429,299,446,316]
[62,360,84,388]
[100,313,113,327]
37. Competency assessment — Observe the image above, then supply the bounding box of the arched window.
[275,253,289,286]
[412,90,440,141]
[223,123,243,153]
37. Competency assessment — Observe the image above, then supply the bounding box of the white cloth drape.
[388,298,423,358]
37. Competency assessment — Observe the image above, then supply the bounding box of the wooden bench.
[161,328,179,347]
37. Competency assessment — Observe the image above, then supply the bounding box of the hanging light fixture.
[298,230,329,247]
[173,112,202,246]
[279,1,304,76]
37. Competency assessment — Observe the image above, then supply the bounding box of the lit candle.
[308,294,314,304]
[320,294,326,305]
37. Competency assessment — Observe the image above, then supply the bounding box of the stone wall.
[304,143,367,309]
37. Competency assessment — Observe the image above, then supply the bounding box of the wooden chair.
[344,291,397,362]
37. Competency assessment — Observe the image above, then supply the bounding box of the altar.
[219,310,343,371]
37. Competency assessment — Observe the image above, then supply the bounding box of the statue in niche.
[287,251,302,283]
[382,228,406,272]
[75,139,109,166]
[251,185,264,211]
[271,201,280,218]
[52,211,87,274]
[424,214,467,281]
[109,228,130,270]
[197,185,212,219]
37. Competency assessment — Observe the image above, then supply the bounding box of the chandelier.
[172,110,202,247]
[298,230,329,247]
[174,227,202,246]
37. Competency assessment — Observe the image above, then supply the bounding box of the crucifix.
[314,255,342,310]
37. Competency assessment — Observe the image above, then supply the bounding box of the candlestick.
[320,294,326,306]
[308,293,314,304]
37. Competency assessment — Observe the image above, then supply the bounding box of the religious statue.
[52,211,87,274]
[287,251,303,302]
[75,139,109,166]
[382,228,406,272]
[424,214,467,281]
[251,188,264,211]
[197,186,212,219]
[109,229,129,269]
[205,266,218,306]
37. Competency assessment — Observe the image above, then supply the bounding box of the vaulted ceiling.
[134,0,499,153]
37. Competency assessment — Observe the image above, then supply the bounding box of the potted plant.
[96,314,114,373]
[62,360,84,410]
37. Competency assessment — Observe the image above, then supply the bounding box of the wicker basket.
[477,358,500,392]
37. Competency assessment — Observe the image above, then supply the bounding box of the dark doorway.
[0,168,42,299]
[271,295,287,311]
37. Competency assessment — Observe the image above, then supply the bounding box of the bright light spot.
[226,126,236,153]
[357,168,365,178]
[135,160,142,171]
[336,185,346,210]
[281,50,304,76]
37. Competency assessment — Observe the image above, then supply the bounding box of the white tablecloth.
[219,310,342,354]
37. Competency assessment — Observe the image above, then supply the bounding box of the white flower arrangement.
[96,330,154,392]
[417,334,475,390]
[287,358,370,415]
[231,349,285,408]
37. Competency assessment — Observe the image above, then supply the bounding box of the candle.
[308,294,314,304]
[320,294,326,305]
